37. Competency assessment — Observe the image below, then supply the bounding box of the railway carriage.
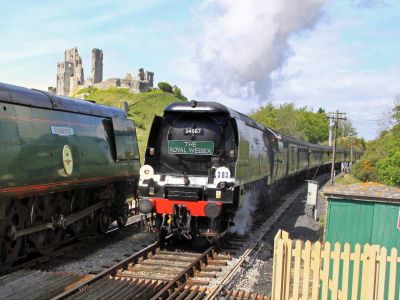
[0,82,140,266]
[138,101,360,241]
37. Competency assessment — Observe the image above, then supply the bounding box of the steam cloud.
[229,188,260,235]
[186,0,327,108]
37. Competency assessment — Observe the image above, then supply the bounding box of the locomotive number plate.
[168,140,214,155]
[184,128,204,135]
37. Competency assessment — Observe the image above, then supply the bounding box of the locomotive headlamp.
[138,199,154,214]
[140,165,154,180]
[149,147,155,155]
[229,150,236,158]
[204,203,222,219]
[218,182,226,189]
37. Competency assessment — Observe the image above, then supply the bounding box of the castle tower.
[56,47,84,96]
[91,48,103,84]
[145,71,154,87]
[137,68,145,81]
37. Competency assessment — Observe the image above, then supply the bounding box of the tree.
[251,102,329,143]
[337,119,357,137]
[158,82,173,93]
[352,98,400,186]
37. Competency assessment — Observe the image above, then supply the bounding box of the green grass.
[335,174,361,185]
[75,87,186,161]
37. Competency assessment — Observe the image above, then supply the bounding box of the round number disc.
[62,145,73,176]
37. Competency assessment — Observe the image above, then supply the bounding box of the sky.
[0,0,399,140]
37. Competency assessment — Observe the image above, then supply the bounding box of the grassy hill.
[76,87,186,161]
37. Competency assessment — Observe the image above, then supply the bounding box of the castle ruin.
[56,48,85,96]
[56,47,154,96]
[90,48,103,85]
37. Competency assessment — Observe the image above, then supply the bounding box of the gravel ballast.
[42,217,157,274]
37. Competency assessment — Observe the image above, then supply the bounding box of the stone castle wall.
[56,47,153,96]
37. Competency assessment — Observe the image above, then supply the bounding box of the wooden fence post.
[331,242,341,300]
[376,247,387,300]
[284,237,292,300]
[311,241,321,300]
[387,248,398,300]
[361,244,378,300]
[351,244,361,300]
[272,230,281,298]
[341,243,351,298]
[273,238,286,300]
[293,240,302,299]
[321,242,331,300]
[301,240,311,300]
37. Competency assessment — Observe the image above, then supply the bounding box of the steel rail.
[150,246,216,300]
[50,238,164,300]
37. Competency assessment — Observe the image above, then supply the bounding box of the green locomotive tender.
[0,82,140,267]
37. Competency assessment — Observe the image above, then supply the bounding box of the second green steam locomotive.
[0,82,140,267]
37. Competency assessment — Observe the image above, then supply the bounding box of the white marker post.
[306,180,319,220]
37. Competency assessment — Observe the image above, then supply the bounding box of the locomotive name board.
[168,140,214,155]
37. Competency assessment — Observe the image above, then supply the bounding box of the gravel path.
[232,176,331,296]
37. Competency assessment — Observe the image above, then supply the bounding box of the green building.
[323,183,400,299]
[323,183,400,249]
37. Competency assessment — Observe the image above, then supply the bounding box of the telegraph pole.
[329,110,346,184]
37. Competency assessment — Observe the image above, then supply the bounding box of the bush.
[376,150,400,186]
[173,85,182,97]
[158,82,173,93]
[352,159,380,182]
[172,85,188,101]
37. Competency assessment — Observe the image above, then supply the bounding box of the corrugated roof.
[323,182,400,202]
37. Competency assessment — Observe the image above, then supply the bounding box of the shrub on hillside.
[376,149,400,186]
[158,82,173,93]
[173,85,182,97]
[172,85,188,101]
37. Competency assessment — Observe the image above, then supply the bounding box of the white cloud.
[270,19,400,140]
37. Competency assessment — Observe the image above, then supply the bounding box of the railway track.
[5,209,153,275]
[0,175,328,300]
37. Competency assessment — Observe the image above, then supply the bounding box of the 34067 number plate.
[184,128,204,135]
[168,140,214,155]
